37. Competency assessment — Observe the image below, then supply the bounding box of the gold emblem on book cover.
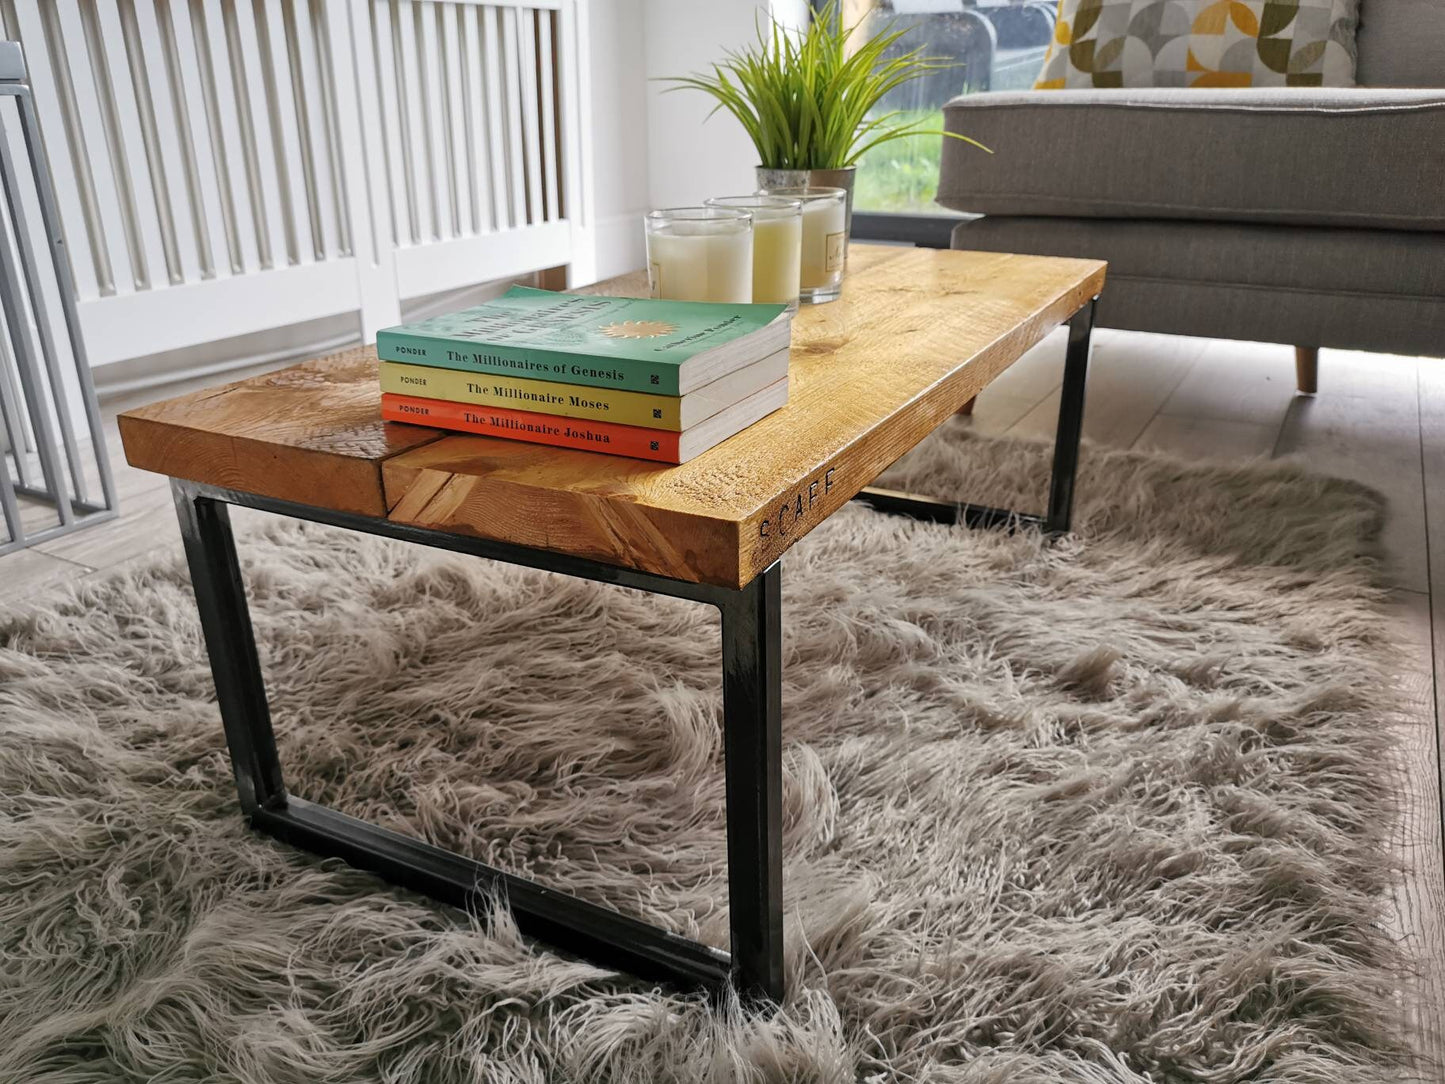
[598,320,677,340]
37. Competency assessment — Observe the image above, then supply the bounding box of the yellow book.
[378,350,788,432]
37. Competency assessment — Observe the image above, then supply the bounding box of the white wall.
[585,0,779,278]
[642,0,772,209]
[586,0,652,280]
[770,0,812,32]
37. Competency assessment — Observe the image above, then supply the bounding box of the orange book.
[381,393,684,462]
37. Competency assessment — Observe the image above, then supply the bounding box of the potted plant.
[663,1,989,229]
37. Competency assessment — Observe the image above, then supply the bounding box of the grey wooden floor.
[3,328,1442,1060]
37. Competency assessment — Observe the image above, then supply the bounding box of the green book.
[376,287,791,396]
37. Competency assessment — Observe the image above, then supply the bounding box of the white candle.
[748,213,801,305]
[757,186,847,304]
[705,196,803,307]
[645,209,753,304]
[798,195,846,293]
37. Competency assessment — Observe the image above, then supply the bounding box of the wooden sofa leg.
[1295,347,1319,395]
[958,396,977,416]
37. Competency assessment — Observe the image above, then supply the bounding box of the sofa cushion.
[1035,0,1363,90]
[949,217,1445,356]
[1357,0,1445,87]
[939,88,1445,230]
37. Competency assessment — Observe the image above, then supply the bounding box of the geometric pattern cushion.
[1034,1,1363,89]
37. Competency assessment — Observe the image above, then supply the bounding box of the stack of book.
[376,287,791,464]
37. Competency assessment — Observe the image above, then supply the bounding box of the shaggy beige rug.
[0,424,1417,1082]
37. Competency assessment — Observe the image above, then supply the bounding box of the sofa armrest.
[938,88,1445,230]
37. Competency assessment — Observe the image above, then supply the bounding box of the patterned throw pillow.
[1034,1,1363,89]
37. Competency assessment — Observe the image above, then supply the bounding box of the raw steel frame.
[170,297,1096,1007]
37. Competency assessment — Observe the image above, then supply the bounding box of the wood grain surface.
[120,246,1106,586]
[118,346,445,517]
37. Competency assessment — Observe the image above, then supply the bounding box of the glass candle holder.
[644,207,753,304]
[704,195,803,308]
[756,186,846,304]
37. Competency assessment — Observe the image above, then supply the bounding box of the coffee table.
[120,245,1106,1004]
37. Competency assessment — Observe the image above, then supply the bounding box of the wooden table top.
[120,246,1105,589]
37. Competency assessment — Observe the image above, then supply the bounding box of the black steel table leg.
[721,563,784,1004]
[172,482,286,814]
[1044,299,1096,536]
[168,480,784,1003]
[853,296,1098,535]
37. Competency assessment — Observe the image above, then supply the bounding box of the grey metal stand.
[0,41,115,556]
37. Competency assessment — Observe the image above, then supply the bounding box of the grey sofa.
[937,0,1445,392]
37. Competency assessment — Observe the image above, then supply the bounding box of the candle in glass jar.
[644,208,753,303]
[758,186,847,304]
[704,196,803,307]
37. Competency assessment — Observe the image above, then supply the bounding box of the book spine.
[381,394,683,463]
[378,362,682,430]
[376,331,680,395]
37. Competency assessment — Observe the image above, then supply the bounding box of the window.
[841,1,1054,215]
